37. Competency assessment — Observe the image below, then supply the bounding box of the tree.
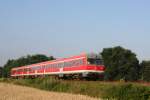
[0,67,3,77]
[101,46,140,81]
[140,61,150,82]
[3,54,55,77]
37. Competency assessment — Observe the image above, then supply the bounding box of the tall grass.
[0,78,150,100]
[103,83,150,100]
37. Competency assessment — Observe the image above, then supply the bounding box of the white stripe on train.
[11,70,104,77]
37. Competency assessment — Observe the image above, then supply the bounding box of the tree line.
[0,54,55,77]
[0,46,150,82]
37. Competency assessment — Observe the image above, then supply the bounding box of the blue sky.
[0,0,150,66]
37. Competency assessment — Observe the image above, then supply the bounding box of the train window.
[87,53,103,65]
[50,64,53,68]
[24,68,27,72]
[79,59,83,65]
[55,64,58,67]
[17,69,22,73]
[49,64,51,68]
[12,70,16,74]
[42,65,45,69]
[49,64,52,68]
[87,58,103,65]
[63,59,83,68]
[64,62,68,67]
[96,59,103,65]
[27,68,30,72]
[58,63,64,68]
[58,63,61,68]
[45,65,47,69]
[32,66,42,70]
[51,64,53,68]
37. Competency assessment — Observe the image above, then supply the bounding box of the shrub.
[102,83,150,100]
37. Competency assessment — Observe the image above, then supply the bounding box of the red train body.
[11,53,105,79]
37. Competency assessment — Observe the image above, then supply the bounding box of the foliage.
[2,54,55,77]
[101,46,140,81]
[0,78,150,100]
[140,61,150,82]
[0,67,3,77]
[103,83,150,100]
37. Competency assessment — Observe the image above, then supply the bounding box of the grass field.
[0,83,100,100]
[0,78,150,100]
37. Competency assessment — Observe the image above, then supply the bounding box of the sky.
[0,0,150,66]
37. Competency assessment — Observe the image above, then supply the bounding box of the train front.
[84,53,105,80]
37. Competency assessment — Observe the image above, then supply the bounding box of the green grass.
[0,78,150,100]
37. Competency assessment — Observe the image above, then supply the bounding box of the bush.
[103,83,150,100]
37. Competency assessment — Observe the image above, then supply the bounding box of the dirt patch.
[0,83,101,100]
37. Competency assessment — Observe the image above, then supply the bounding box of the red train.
[11,53,105,80]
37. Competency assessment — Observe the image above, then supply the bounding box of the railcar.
[11,53,105,80]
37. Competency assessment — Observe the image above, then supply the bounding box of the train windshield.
[87,53,103,65]
[87,58,103,65]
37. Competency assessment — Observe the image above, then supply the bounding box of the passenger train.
[11,53,105,80]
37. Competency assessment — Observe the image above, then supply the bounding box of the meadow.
[0,78,150,100]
